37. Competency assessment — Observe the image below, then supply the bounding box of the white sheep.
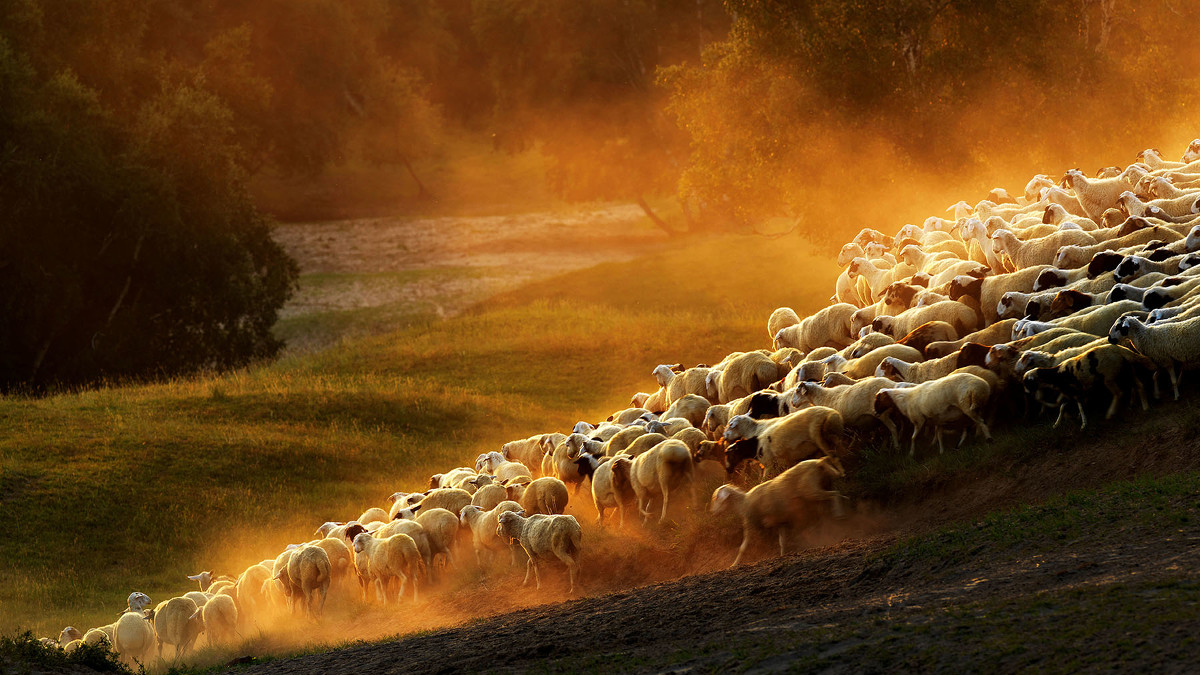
[873,372,993,456]
[113,610,155,666]
[353,532,424,603]
[200,593,238,646]
[709,455,847,566]
[459,501,523,566]
[496,510,582,594]
[475,450,533,483]
[1109,314,1200,399]
[613,438,696,525]
[991,228,1096,269]
[283,544,331,619]
[506,476,570,515]
[722,407,844,478]
[154,597,204,665]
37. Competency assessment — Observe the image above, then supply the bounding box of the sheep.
[840,343,925,379]
[600,425,648,457]
[154,597,204,664]
[924,319,1019,357]
[500,435,547,473]
[1063,169,1138,221]
[578,453,636,528]
[113,611,156,666]
[619,431,670,457]
[496,511,582,594]
[873,299,978,341]
[789,377,897,432]
[414,507,460,573]
[1109,314,1200,399]
[709,455,847,566]
[767,307,801,342]
[722,406,844,478]
[353,532,424,603]
[459,501,523,566]
[658,393,710,429]
[706,350,784,403]
[1051,299,1144,337]
[282,544,331,619]
[506,476,570,515]
[617,438,697,525]
[199,594,238,647]
[662,366,715,404]
[235,564,272,625]
[774,303,857,351]
[1022,344,1152,428]
[873,372,993,456]
[646,417,693,436]
[312,536,353,586]
[411,488,473,517]
[991,228,1096,269]
[475,451,533,483]
[895,320,959,354]
[470,478,508,511]
[949,267,1049,325]
[372,519,434,575]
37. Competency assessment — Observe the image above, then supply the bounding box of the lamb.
[496,511,583,594]
[113,611,156,666]
[722,406,844,478]
[873,372,993,456]
[991,228,1096,269]
[506,476,570,515]
[1109,314,1200,399]
[352,532,424,603]
[617,438,697,525]
[154,597,205,664]
[459,501,523,565]
[773,303,857,351]
[709,455,847,566]
[282,544,331,619]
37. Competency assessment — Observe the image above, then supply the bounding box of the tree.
[0,34,297,390]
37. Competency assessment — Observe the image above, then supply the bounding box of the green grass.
[0,232,836,638]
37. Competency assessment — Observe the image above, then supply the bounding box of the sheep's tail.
[819,411,845,456]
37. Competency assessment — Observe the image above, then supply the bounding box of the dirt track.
[227,404,1200,674]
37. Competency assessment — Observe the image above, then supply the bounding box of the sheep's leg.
[1052,403,1067,428]
[934,426,945,455]
[375,578,386,604]
[554,551,579,595]
[659,476,672,525]
[731,529,751,567]
[1135,377,1150,411]
[778,529,788,557]
[1170,366,1182,400]
[616,501,625,529]
[522,558,533,586]
[962,406,991,441]
[880,416,901,450]
[596,505,606,528]
[1105,383,1122,419]
[411,573,419,603]
[531,560,542,590]
[908,420,922,458]
[1076,399,1088,429]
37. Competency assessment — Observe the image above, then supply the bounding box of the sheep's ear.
[189,610,202,621]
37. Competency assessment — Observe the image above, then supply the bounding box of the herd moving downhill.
[37,140,1200,669]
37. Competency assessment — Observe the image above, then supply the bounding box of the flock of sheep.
[39,139,1200,669]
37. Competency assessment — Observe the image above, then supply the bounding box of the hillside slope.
[227,416,1200,673]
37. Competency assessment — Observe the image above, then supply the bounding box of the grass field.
[0,232,838,637]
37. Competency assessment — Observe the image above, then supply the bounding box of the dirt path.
[272,204,666,324]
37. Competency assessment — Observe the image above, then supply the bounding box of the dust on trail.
[272,204,665,327]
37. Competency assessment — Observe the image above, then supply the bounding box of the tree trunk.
[636,195,678,237]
